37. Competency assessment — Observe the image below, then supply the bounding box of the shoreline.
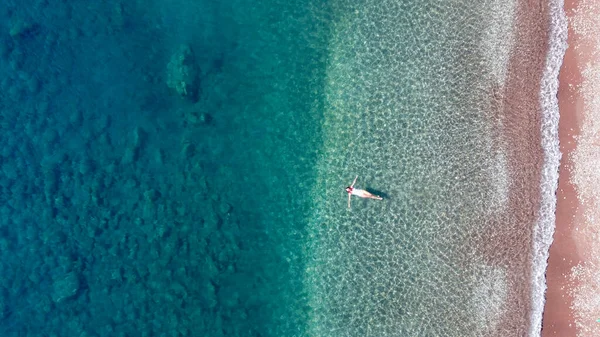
[543,0,600,336]
[542,0,581,333]
[472,0,563,334]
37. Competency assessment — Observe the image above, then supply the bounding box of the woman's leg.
[362,191,382,200]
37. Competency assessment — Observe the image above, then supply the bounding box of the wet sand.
[543,0,600,336]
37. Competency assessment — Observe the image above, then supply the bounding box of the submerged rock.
[52,271,80,303]
[166,44,200,100]
[179,102,213,128]
[9,19,39,39]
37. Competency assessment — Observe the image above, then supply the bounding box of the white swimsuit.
[350,188,367,198]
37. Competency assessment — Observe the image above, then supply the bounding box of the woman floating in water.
[346,175,383,208]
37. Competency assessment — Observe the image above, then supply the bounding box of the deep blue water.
[0,0,329,336]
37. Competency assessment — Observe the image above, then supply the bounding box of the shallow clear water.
[0,0,562,336]
[305,1,523,335]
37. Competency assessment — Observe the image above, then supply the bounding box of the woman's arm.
[351,175,358,188]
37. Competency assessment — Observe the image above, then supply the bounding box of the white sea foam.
[530,0,567,336]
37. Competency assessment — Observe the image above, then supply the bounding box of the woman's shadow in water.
[366,187,389,200]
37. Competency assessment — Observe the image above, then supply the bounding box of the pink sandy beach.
[543,0,600,336]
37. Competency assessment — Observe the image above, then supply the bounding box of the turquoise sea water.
[0,0,564,336]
